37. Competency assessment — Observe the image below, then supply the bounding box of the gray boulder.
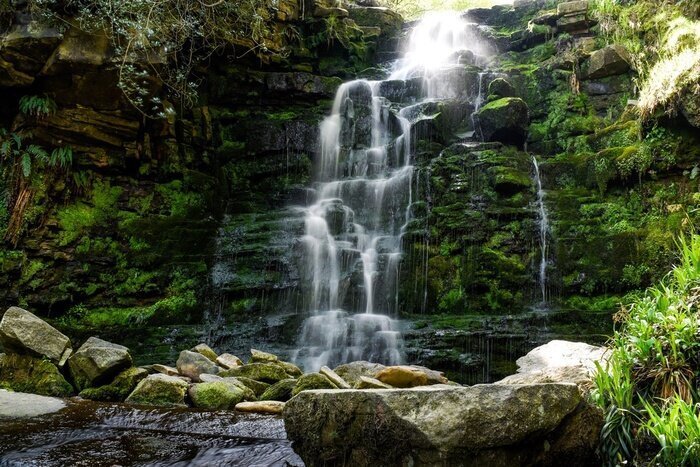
[176,350,220,382]
[0,307,72,366]
[585,44,631,79]
[284,383,595,466]
[333,361,386,386]
[68,337,133,390]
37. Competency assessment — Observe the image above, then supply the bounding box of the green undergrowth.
[593,234,700,465]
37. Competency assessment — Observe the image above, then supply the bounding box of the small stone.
[292,373,337,396]
[260,379,297,402]
[216,353,243,369]
[235,401,285,415]
[354,376,393,389]
[125,374,188,407]
[188,381,246,410]
[376,366,429,388]
[250,349,279,363]
[68,337,133,390]
[152,364,179,376]
[200,373,224,383]
[191,343,218,362]
[0,307,72,366]
[176,350,220,382]
[320,366,351,389]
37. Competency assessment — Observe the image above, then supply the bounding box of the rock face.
[284,383,597,466]
[68,337,133,390]
[585,44,631,79]
[176,350,220,382]
[0,307,72,366]
[477,97,529,147]
[125,374,188,407]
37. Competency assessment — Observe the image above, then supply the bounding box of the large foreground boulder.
[68,337,133,390]
[477,97,529,147]
[284,383,598,466]
[0,307,72,365]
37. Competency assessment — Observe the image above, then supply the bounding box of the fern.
[20,153,31,177]
[50,146,73,168]
[19,95,57,119]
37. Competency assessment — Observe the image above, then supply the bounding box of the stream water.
[0,401,302,466]
[292,12,492,371]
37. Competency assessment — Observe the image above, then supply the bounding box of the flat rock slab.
[0,389,66,418]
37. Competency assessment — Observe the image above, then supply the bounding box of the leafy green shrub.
[593,235,700,464]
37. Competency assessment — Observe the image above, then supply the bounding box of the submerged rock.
[188,381,246,410]
[0,353,74,397]
[125,374,188,407]
[176,350,220,382]
[0,307,72,366]
[284,383,591,466]
[68,337,133,390]
[235,400,286,415]
[79,367,148,402]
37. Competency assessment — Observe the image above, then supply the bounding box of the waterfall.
[292,12,487,371]
[532,156,550,306]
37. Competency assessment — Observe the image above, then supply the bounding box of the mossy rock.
[192,343,218,362]
[79,367,148,402]
[488,78,516,99]
[477,97,529,147]
[0,353,74,397]
[188,381,246,410]
[220,363,289,383]
[125,374,188,407]
[260,378,297,402]
[276,360,303,377]
[292,373,337,396]
[234,376,271,397]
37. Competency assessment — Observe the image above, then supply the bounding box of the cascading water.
[532,156,550,305]
[292,12,489,371]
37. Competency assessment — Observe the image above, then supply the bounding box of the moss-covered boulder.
[235,376,271,397]
[292,373,337,396]
[260,378,297,402]
[0,353,74,397]
[78,367,148,402]
[220,377,257,401]
[488,78,516,99]
[176,350,219,382]
[191,343,218,362]
[220,363,289,383]
[125,373,188,407]
[477,97,529,147]
[188,381,246,410]
[250,348,278,363]
[68,337,133,391]
[276,360,303,377]
[585,44,631,80]
[0,307,72,366]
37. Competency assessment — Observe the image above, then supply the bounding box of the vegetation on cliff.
[594,235,700,465]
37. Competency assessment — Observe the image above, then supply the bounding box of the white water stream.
[292,12,489,370]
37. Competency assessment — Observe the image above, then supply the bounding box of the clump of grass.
[593,235,700,465]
